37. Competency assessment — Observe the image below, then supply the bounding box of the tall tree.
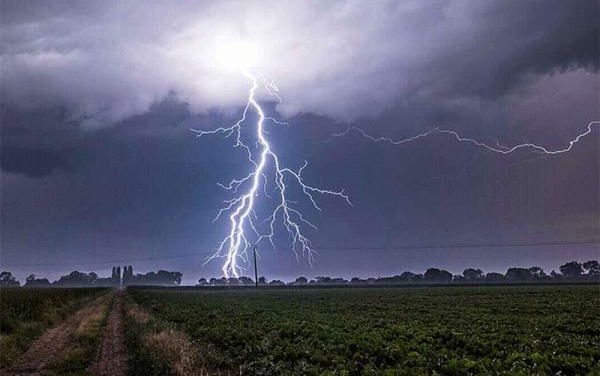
[583,260,600,276]
[559,261,584,279]
[424,268,453,282]
[528,267,546,280]
[505,268,532,281]
[116,266,121,287]
[463,268,484,281]
[0,271,20,287]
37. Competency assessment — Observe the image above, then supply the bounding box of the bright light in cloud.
[214,38,261,72]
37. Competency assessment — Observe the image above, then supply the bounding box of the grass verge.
[124,295,212,376]
[47,294,113,375]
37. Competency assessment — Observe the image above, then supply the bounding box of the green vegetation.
[0,287,107,368]
[128,285,600,375]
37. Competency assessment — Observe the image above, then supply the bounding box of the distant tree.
[583,260,600,276]
[122,266,129,286]
[269,279,285,286]
[453,275,465,282]
[161,270,182,286]
[209,277,226,286]
[559,261,584,279]
[110,266,118,286]
[294,276,308,285]
[312,276,347,285]
[95,277,116,287]
[0,271,20,287]
[331,277,348,284]
[128,270,182,286]
[350,277,365,284]
[377,275,402,284]
[315,276,333,285]
[550,270,562,280]
[53,271,96,287]
[227,277,241,286]
[399,271,417,282]
[463,268,484,281]
[197,277,208,286]
[239,276,254,286]
[258,276,267,285]
[424,268,452,283]
[116,266,122,286]
[528,266,546,280]
[24,274,51,287]
[485,272,505,282]
[505,268,532,282]
[127,266,134,284]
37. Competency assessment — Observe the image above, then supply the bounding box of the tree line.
[196,260,600,287]
[0,265,181,287]
[1,259,598,288]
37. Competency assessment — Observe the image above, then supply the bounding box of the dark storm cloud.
[0,0,598,123]
[1,1,598,282]
[0,147,67,177]
[420,1,599,99]
[1,0,597,176]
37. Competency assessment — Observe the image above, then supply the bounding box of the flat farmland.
[126,285,600,375]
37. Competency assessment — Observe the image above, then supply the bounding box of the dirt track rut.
[88,291,127,376]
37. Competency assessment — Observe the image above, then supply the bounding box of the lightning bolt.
[331,121,599,155]
[193,63,596,279]
[191,70,351,278]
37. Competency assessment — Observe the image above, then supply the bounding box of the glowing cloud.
[214,38,262,72]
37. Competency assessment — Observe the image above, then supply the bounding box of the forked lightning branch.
[191,69,351,278]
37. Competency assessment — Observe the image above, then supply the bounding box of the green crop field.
[126,285,600,375]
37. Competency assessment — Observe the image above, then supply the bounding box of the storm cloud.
[1,0,597,124]
[1,0,598,282]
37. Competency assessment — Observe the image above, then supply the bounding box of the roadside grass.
[0,287,108,368]
[47,294,113,375]
[125,296,212,376]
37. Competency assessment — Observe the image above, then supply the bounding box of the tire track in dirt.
[7,294,110,375]
[89,291,127,376]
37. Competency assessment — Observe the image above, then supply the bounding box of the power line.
[1,239,598,268]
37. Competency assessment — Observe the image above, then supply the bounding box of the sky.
[1,0,599,284]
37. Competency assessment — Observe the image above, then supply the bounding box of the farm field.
[0,287,109,370]
[127,285,600,375]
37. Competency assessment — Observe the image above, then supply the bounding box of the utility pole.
[253,244,259,288]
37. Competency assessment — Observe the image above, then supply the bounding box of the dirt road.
[8,294,110,375]
[89,291,128,376]
[5,291,128,376]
